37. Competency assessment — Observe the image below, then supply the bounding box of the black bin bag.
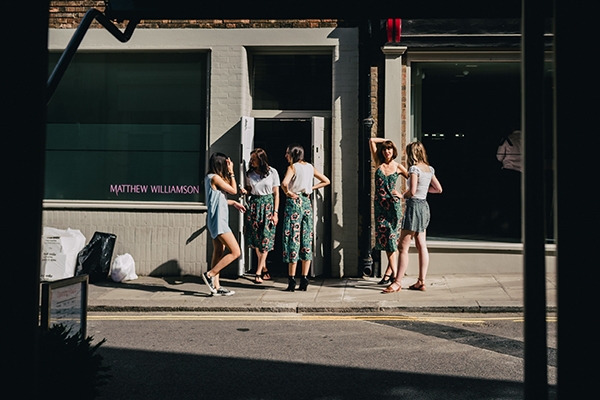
[75,232,117,283]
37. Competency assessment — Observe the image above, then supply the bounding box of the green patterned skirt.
[282,195,313,262]
[245,193,277,252]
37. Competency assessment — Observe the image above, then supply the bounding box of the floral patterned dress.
[374,167,402,252]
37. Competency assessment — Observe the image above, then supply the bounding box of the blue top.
[204,174,232,239]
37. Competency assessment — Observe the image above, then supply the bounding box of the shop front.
[377,19,556,273]
[44,25,359,278]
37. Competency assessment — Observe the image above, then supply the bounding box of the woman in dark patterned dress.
[369,138,408,285]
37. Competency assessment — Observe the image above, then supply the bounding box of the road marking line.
[87,314,557,323]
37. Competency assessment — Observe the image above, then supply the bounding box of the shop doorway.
[239,117,329,278]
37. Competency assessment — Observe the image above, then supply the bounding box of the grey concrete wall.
[43,209,210,276]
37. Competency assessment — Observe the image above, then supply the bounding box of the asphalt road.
[88,312,557,400]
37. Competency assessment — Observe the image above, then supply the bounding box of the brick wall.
[49,1,348,29]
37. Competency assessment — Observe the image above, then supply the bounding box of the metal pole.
[359,19,374,276]
[362,116,374,276]
[47,8,139,104]
[522,1,548,399]
[554,0,597,398]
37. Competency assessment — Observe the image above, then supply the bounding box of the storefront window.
[252,54,332,110]
[46,52,207,202]
[411,61,554,242]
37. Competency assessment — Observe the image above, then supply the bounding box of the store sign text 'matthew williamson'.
[110,184,200,196]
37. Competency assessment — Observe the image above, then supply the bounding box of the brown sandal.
[382,281,402,294]
[408,279,426,291]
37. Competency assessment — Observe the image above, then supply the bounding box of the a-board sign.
[40,274,88,337]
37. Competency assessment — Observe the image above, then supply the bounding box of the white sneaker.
[202,272,217,294]
[214,287,235,296]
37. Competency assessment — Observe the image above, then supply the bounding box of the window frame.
[45,50,211,208]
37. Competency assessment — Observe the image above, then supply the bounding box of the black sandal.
[261,269,271,280]
[254,274,263,284]
[377,274,395,285]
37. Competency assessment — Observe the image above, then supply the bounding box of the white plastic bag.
[41,227,86,281]
[110,253,138,282]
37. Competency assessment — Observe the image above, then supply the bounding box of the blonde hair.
[405,141,429,168]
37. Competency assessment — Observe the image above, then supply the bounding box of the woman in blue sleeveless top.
[202,153,246,296]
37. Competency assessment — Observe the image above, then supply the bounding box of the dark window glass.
[252,54,332,110]
[412,61,554,243]
[46,52,207,202]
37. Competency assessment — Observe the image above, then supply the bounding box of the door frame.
[239,116,329,277]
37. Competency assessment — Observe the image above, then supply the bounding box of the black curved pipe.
[47,8,139,105]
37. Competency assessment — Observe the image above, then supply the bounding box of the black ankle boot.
[299,276,309,291]
[285,276,296,292]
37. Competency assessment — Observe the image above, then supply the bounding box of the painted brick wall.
[43,210,210,277]
[49,1,346,29]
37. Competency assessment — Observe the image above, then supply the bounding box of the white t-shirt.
[407,165,435,200]
[246,168,280,195]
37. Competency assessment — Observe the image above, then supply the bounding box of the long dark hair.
[208,152,232,185]
[286,143,305,164]
[247,148,270,178]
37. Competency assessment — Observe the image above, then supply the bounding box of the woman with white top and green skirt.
[382,141,443,293]
[280,144,330,292]
[244,148,280,284]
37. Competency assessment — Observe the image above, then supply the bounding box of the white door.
[239,116,254,276]
[311,116,325,277]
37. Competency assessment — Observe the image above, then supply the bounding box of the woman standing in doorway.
[369,137,409,285]
[244,148,280,284]
[281,143,330,292]
[202,152,246,296]
[383,141,442,293]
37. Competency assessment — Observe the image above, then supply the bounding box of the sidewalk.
[87,274,557,314]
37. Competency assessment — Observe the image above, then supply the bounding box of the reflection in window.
[411,61,554,242]
[46,52,207,202]
[252,54,332,110]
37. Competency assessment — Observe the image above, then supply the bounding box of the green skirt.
[245,193,277,252]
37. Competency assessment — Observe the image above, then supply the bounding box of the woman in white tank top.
[280,144,330,292]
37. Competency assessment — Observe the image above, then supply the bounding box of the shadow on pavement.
[97,347,557,400]
[374,320,557,368]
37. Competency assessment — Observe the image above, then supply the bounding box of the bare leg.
[207,232,241,288]
[378,251,398,284]
[288,262,298,277]
[386,251,399,278]
[209,238,224,289]
[300,260,311,276]
[395,229,414,287]
[413,231,429,286]
[255,248,268,283]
